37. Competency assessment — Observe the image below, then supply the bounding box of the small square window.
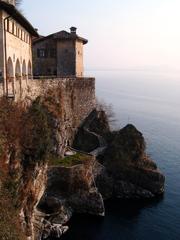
[37,49,47,58]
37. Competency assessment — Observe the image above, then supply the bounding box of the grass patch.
[49,153,92,167]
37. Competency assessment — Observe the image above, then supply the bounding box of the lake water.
[61,70,180,240]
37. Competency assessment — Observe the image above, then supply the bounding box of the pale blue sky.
[22,0,180,70]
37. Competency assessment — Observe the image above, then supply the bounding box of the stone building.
[33,27,88,78]
[0,0,38,98]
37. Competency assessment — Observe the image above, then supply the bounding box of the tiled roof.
[33,30,88,45]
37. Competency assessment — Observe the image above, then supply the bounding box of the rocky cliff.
[0,78,96,240]
[34,106,165,238]
[73,110,165,199]
[23,107,165,239]
[36,153,104,239]
[0,80,165,240]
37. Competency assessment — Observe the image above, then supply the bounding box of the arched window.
[15,59,21,95]
[15,59,21,79]
[28,60,32,79]
[7,57,14,95]
[22,60,26,80]
[7,57,14,79]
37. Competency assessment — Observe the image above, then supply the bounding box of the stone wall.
[0,77,95,155]
[26,77,96,155]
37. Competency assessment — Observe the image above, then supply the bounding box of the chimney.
[70,27,77,35]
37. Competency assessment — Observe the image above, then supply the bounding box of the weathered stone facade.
[0,0,38,98]
[33,27,87,78]
[32,38,57,77]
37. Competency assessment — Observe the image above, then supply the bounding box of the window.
[12,22,14,34]
[37,49,47,58]
[26,34,28,43]
[6,19,10,31]
[9,21,12,33]
[17,28,19,38]
[14,24,17,36]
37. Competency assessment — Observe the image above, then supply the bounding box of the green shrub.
[49,153,92,167]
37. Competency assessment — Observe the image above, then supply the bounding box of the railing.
[33,75,94,80]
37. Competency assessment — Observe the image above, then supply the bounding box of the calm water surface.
[60,70,180,240]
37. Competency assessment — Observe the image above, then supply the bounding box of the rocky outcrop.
[36,153,105,239]
[74,112,165,200]
[99,124,165,198]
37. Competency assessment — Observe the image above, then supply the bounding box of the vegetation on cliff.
[0,183,25,240]
[0,95,165,239]
[0,96,57,239]
[0,90,84,238]
[49,152,92,167]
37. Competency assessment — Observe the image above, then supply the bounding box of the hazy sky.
[22,0,180,70]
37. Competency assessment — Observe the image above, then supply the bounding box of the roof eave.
[0,2,39,37]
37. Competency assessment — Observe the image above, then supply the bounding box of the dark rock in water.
[69,190,105,216]
[98,124,165,198]
[103,124,147,166]
[74,112,165,199]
